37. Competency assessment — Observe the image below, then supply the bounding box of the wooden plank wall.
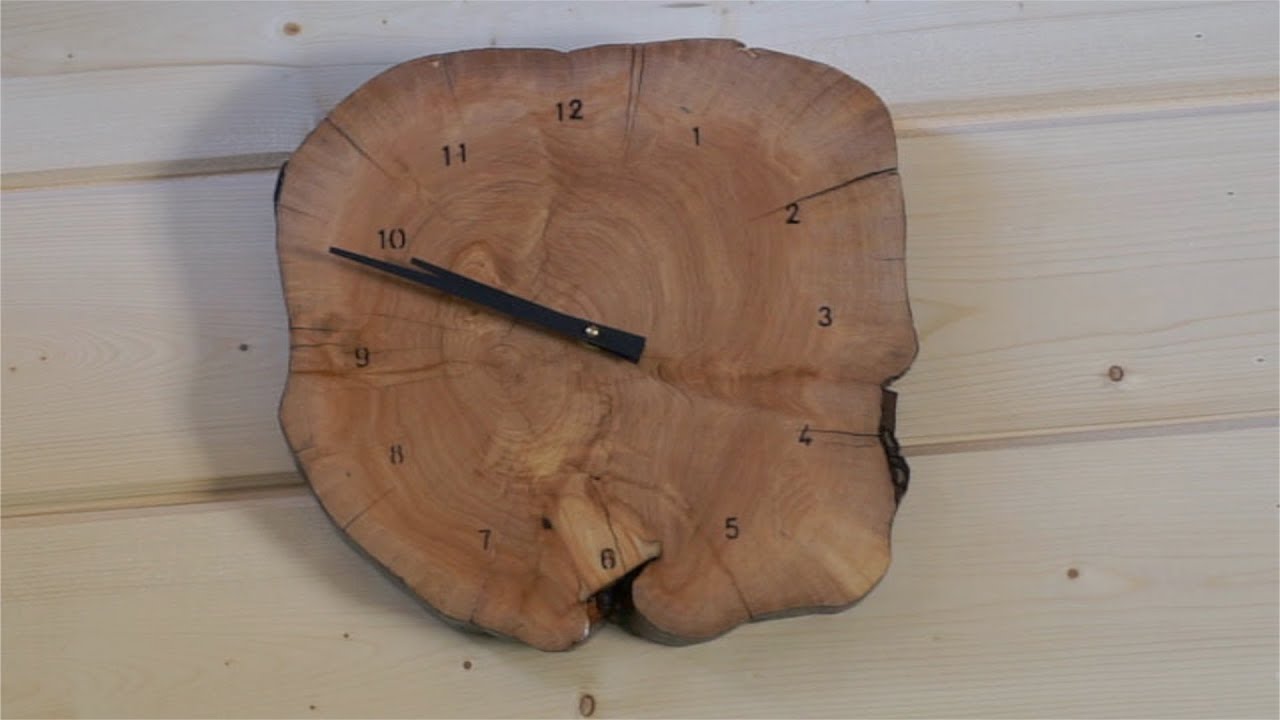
[2,2,1276,717]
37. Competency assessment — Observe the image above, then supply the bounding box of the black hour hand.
[328,247,645,363]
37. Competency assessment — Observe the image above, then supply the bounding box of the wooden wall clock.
[275,39,917,651]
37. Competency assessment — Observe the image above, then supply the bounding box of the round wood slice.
[275,39,917,650]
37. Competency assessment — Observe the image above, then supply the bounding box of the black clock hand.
[329,246,646,363]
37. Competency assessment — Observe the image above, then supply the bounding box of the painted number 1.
[442,143,467,166]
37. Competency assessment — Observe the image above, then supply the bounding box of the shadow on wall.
[170,59,532,644]
[169,71,356,591]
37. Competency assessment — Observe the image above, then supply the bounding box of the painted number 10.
[378,228,406,249]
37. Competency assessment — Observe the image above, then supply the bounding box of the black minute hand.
[329,247,646,363]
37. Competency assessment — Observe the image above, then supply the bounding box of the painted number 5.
[724,516,740,539]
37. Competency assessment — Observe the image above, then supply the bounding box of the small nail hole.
[1107,365,1125,382]
[283,22,301,36]
[1067,568,1079,579]
[462,660,472,670]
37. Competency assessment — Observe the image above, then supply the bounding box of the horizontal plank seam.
[3,92,1275,191]
[4,412,1275,520]
[896,90,1278,138]
[0,472,303,519]
[907,412,1279,457]
[0,152,291,191]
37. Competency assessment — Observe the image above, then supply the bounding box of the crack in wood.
[365,311,464,333]
[325,117,397,182]
[698,528,755,621]
[789,70,848,125]
[792,166,899,205]
[809,428,879,439]
[439,57,456,98]
[586,475,625,574]
[465,521,499,626]
[623,45,646,159]
[287,359,474,383]
[342,486,395,531]
[753,166,899,220]
[276,202,325,221]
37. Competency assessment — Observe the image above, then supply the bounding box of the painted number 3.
[818,306,833,326]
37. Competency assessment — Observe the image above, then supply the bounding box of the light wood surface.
[4,428,1276,718]
[4,2,1278,184]
[4,109,1275,515]
[1,1,1276,716]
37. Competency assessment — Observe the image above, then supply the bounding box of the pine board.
[4,427,1276,718]
[3,108,1276,514]
[3,2,1277,180]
